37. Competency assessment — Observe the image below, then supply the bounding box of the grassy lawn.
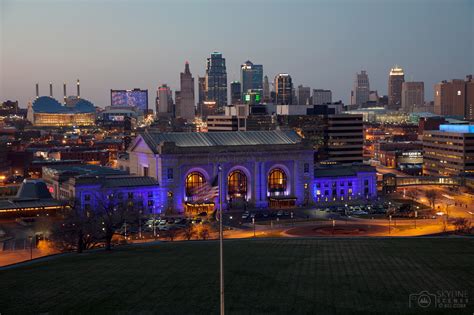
[1,238,473,314]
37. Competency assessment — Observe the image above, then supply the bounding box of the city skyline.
[1,0,473,107]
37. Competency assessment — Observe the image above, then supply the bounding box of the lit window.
[457,90,462,96]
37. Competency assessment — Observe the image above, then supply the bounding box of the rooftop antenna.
[35,83,39,99]
[49,82,53,97]
[77,79,80,98]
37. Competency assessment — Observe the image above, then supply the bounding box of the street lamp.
[28,235,33,260]
[414,210,418,229]
[468,211,473,226]
[389,215,392,235]
[252,217,256,237]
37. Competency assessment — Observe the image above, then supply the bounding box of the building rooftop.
[32,96,95,114]
[141,130,302,149]
[439,124,474,134]
[43,164,127,177]
[314,165,376,178]
[74,175,159,189]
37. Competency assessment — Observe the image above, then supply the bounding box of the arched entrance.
[227,170,248,209]
[267,168,295,208]
[184,171,214,215]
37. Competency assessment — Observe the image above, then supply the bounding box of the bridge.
[381,173,463,192]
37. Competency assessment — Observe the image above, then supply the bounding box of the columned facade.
[127,131,314,214]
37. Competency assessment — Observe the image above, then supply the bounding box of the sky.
[1,0,473,108]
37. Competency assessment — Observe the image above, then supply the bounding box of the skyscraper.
[263,75,271,103]
[240,60,263,98]
[197,76,206,116]
[230,81,242,104]
[275,74,293,105]
[387,65,405,110]
[313,89,332,105]
[351,70,370,108]
[434,75,474,118]
[156,84,173,116]
[205,52,227,108]
[176,62,195,121]
[401,82,424,113]
[297,85,311,105]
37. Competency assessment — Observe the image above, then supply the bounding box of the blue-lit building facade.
[125,130,378,214]
[314,165,377,203]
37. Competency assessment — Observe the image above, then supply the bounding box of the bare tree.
[183,224,196,240]
[93,191,141,250]
[425,190,437,210]
[198,225,210,240]
[453,218,471,233]
[50,199,101,253]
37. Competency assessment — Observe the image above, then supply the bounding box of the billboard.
[111,89,148,112]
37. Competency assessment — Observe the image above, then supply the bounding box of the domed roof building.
[27,96,96,127]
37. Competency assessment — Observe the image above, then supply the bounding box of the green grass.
[1,238,473,314]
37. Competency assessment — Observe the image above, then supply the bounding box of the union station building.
[126,130,314,214]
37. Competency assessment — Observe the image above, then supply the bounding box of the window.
[316,183,321,188]
[148,191,153,198]
[143,166,149,177]
[118,192,123,200]
[268,168,287,192]
[348,182,353,187]
[340,189,344,196]
[304,163,309,173]
[167,168,173,180]
[228,170,247,198]
[148,200,154,207]
[364,179,369,186]
[186,172,205,197]
[128,192,134,199]
[84,194,91,201]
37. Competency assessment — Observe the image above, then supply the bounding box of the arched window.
[227,170,247,198]
[186,172,205,197]
[268,168,287,192]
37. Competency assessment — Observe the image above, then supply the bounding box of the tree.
[50,199,101,253]
[197,225,210,240]
[453,218,471,233]
[93,191,141,251]
[163,227,179,241]
[183,224,196,240]
[425,190,437,210]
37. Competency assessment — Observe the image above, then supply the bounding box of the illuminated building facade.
[387,65,405,110]
[27,96,95,127]
[240,60,263,98]
[314,165,377,203]
[127,130,314,213]
[423,124,474,176]
[434,75,474,119]
[351,70,370,108]
[205,52,228,108]
[275,74,293,105]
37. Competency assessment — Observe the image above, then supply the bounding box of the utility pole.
[218,165,224,315]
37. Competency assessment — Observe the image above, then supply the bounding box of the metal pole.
[219,165,224,315]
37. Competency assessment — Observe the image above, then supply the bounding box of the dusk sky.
[1,0,473,108]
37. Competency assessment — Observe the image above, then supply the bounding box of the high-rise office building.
[297,85,311,105]
[434,75,474,118]
[240,60,263,98]
[263,75,271,103]
[197,76,206,116]
[175,62,195,121]
[313,89,332,105]
[387,65,405,110]
[205,52,227,108]
[323,114,364,164]
[423,125,474,176]
[230,81,242,105]
[275,74,293,105]
[401,82,424,113]
[156,84,173,116]
[350,70,370,107]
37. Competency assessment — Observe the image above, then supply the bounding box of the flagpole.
[219,164,224,315]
